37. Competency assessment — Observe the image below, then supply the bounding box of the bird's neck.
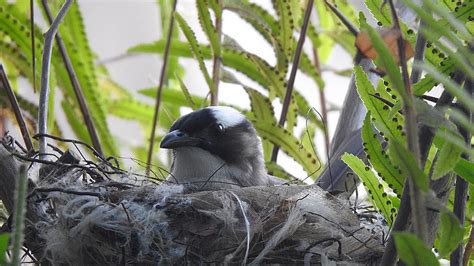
[169,147,268,189]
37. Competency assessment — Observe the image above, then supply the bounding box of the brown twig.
[41,0,103,156]
[270,0,314,163]
[464,221,474,266]
[0,65,34,152]
[210,0,223,106]
[323,0,359,36]
[145,0,178,176]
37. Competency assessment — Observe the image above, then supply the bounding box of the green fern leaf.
[175,12,216,95]
[342,153,396,225]
[362,113,404,196]
[196,0,221,56]
[253,121,320,176]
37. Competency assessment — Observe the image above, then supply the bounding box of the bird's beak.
[160,130,201,149]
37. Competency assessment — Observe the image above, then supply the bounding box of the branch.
[145,0,178,176]
[30,0,36,93]
[270,0,314,163]
[387,0,428,243]
[210,0,223,106]
[451,78,472,265]
[11,165,28,265]
[41,0,103,156]
[38,0,73,160]
[0,65,34,152]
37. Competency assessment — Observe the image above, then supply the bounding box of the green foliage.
[0,233,8,265]
[361,113,404,196]
[342,153,397,225]
[175,12,216,96]
[432,140,463,180]
[394,233,439,266]
[437,212,464,258]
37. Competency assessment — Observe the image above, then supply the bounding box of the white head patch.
[207,106,246,128]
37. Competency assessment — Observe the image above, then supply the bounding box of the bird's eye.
[216,123,225,134]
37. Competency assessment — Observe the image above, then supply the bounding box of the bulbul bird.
[160,106,284,191]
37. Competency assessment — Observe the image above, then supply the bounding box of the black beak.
[160,130,201,149]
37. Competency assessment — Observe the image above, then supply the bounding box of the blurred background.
[3,0,370,181]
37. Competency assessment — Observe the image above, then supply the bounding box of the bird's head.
[160,106,261,164]
[160,106,267,188]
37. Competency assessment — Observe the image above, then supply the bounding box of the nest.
[0,136,385,265]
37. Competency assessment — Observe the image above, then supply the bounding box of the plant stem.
[145,0,178,176]
[0,65,34,152]
[388,0,428,243]
[38,0,73,160]
[323,0,358,36]
[11,165,27,266]
[270,0,314,164]
[210,0,222,106]
[464,221,474,266]
[41,0,103,156]
[30,0,36,93]
[451,78,472,266]
[311,47,330,156]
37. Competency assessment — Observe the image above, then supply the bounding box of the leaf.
[437,211,464,258]
[356,28,414,64]
[389,140,429,191]
[361,113,404,196]
[244,87,276,124]
[176,75,199,110]
[394,233,439,266]
[432,140,463,180]
[342,153,396,225]
[175,12,217,94]
[253,121,320,176]
[365,0,392,26]
[360,19,406,100]
[265,161,296,181]
[0,233,8,265]
[454,158,474,184]
[273,0,294,60]
[354,66,404,143]
[196,0,221,56]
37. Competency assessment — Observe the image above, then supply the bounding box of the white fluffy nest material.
[31,176,384,265]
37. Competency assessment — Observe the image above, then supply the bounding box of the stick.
[38,0,73,160]
[41,0,103,156]
[145,0,178,175]
[270,0,314,163]
[210,0,223,106]
[0,65,34,152]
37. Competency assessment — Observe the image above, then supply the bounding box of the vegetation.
[0,0,472,264]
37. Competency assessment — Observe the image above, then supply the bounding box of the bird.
[160,106,284,191]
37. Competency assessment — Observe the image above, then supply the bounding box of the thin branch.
[323,0,359,36]
[145,0,178,176]
[38,0,73,160]
[11,165,28,266]
[451,78,472,266]
[0,65,34,152]
[270,0,314,163]
[41,0,103,156]
[210,0,223,106]
[388,0,428,243]
[311,47,330,157]
[30,0,36,93]
[464,221,474,266]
